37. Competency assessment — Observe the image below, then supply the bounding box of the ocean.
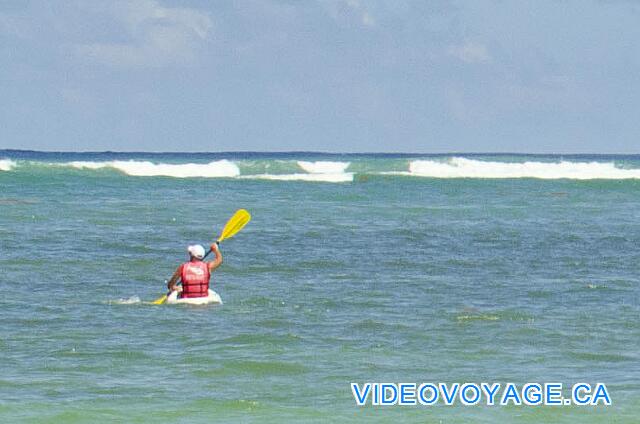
[0,150,638,423]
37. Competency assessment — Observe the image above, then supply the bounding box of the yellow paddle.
[218,208,251,243]
[152,209,251,305]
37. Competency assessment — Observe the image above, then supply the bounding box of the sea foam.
[110,296,141,305]
[408,157,640,179]
[0,159,16,171]
[251,160,354,182]
[245,173,353,183]
[239,161,353,182]
[297,161,350,174]
[69,160,240,178]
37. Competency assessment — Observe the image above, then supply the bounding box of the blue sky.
[1,0,639,153]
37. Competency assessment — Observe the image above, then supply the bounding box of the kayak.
[166,289,222,305]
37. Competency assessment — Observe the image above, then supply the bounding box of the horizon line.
[2,149,640,156]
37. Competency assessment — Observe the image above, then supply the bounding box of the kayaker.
[167,243,222,298]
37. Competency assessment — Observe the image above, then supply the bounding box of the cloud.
[76,0,212,68]
[447,41,490,64]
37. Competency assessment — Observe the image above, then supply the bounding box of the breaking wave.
[297,161,350,174]
[406,158,640,180]
[69,160,240,178]
[240,160,354,182]
[0,159,16,171]
[64,160,353,182]
[0,158,354,182]
[2,154,640,181]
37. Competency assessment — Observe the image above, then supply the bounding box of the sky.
[1,0,639,153]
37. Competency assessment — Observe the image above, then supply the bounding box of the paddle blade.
[217,209,251,243]
[152,294,167,305]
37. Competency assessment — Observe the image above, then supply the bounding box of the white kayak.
[166,289,222,306]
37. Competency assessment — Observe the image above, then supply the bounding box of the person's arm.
[167,266,182,291]
[208,243,223,272]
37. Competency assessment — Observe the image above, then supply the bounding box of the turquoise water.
[1,151,639,422]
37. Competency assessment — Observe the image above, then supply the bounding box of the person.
[167,243,222,298]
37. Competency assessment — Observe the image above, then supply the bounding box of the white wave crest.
[110,296,141,305]
[0,159,16,171]
[408,158,640,180]
[297,161,350,174]
[278,160,354,182]
[69,160,240,178]
[244,173,353,183]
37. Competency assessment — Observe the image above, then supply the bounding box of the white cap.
[187,244,205,259]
